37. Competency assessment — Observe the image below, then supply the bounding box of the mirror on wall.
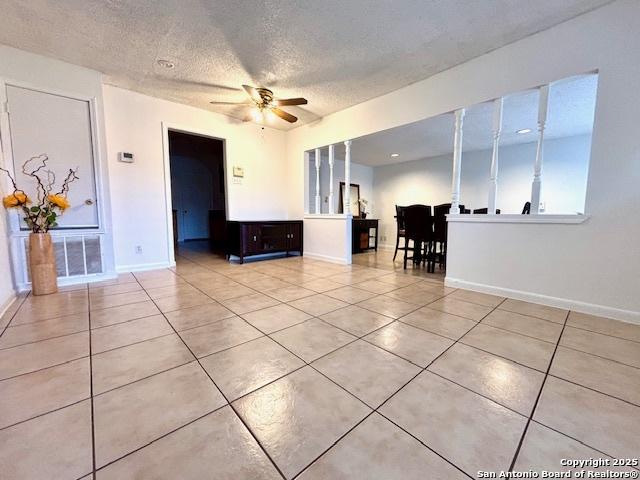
[338,182,361,216]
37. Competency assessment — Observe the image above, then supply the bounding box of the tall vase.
[29,232,58,295]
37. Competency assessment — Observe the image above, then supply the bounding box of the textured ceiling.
[0,0,611,130]
[321,74,598,166]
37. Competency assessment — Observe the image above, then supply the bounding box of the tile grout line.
[171,256,467,479]
[560,323,640,345]
[0,327,91,351]
[0,291,30,339]
[456,340,550,374]
[0,353,89,382]
[0,395,92,432]
[283,291,505,478]
[544,372,640,409]
[93,404,229,473]
[467,321,560,345]
[507,309,571,472]
[425,370,531,418]
[8,251,636,478]
[6,272,634,448]
[526,418,640,471]
[129,271,289,480]
[288,293,507,479]
[92,359,195,398]
[91,330,177,356]
[87,285,98,480]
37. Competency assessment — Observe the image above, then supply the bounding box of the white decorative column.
[314,147,322,214]
[450,109,465,214]
[488,98,503,214]
[328,144,335,214]
[344,140,352,215]
[531,85,549,214]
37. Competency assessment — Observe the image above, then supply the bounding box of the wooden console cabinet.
[226,220,303,263]
[352,218,379,254]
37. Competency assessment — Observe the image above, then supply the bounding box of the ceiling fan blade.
[271,107,298,123]
[275,97,308,106]
[242,84,262,103]
[209,101,253,105]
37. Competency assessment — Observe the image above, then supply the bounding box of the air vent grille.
[24,234,104,281]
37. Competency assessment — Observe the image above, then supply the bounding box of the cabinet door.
[242,224,261,254]
[260,223,288,252]
[288,223,302,251]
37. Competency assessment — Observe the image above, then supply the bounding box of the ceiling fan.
[210,85,307,123]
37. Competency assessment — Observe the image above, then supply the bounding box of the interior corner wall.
[285,0,640,319]
[102,85,288,271]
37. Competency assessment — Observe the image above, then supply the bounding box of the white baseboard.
[16,271,121,292]
[59,273,118,286]
[445,277,640,325]
[0,291,17,320]
[304,252,350,265]
[116,261,175,273]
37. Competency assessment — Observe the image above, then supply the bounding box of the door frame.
[161,122,228,264]
[0,76,116,289]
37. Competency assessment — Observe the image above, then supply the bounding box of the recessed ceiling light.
[516,128,532,134]
[157,59,175,69]
[391,153,400,157]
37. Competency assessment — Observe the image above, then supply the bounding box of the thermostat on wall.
[118,152,134,163]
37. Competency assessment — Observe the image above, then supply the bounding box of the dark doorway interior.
[168,131,226,251]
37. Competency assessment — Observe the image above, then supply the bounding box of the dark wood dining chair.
[420,207,436,272]
[522,202,531,214]
[393,205,408,261]
[433,203,465,270]
[402,204,432,270]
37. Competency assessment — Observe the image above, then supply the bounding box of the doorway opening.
[168,130,227,255]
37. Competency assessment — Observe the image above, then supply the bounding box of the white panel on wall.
[6,85,99,228]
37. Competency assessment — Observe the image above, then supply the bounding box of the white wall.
[103,85,288,271]
[373,135,591,246]
[307,158,374,215]
[0,45,113,312]
[286,0,640,320]
[303,216,352,264]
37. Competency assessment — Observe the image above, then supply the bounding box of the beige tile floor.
[1,247,639,479]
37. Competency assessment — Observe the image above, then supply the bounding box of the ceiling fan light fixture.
[264,109,276,122]
[212,84,305,124]
[390,153,400,157]
[516,128,532,134]
[250,107,262,122]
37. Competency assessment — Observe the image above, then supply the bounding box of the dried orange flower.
[47,194,70,210]
[3,192,29,208]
